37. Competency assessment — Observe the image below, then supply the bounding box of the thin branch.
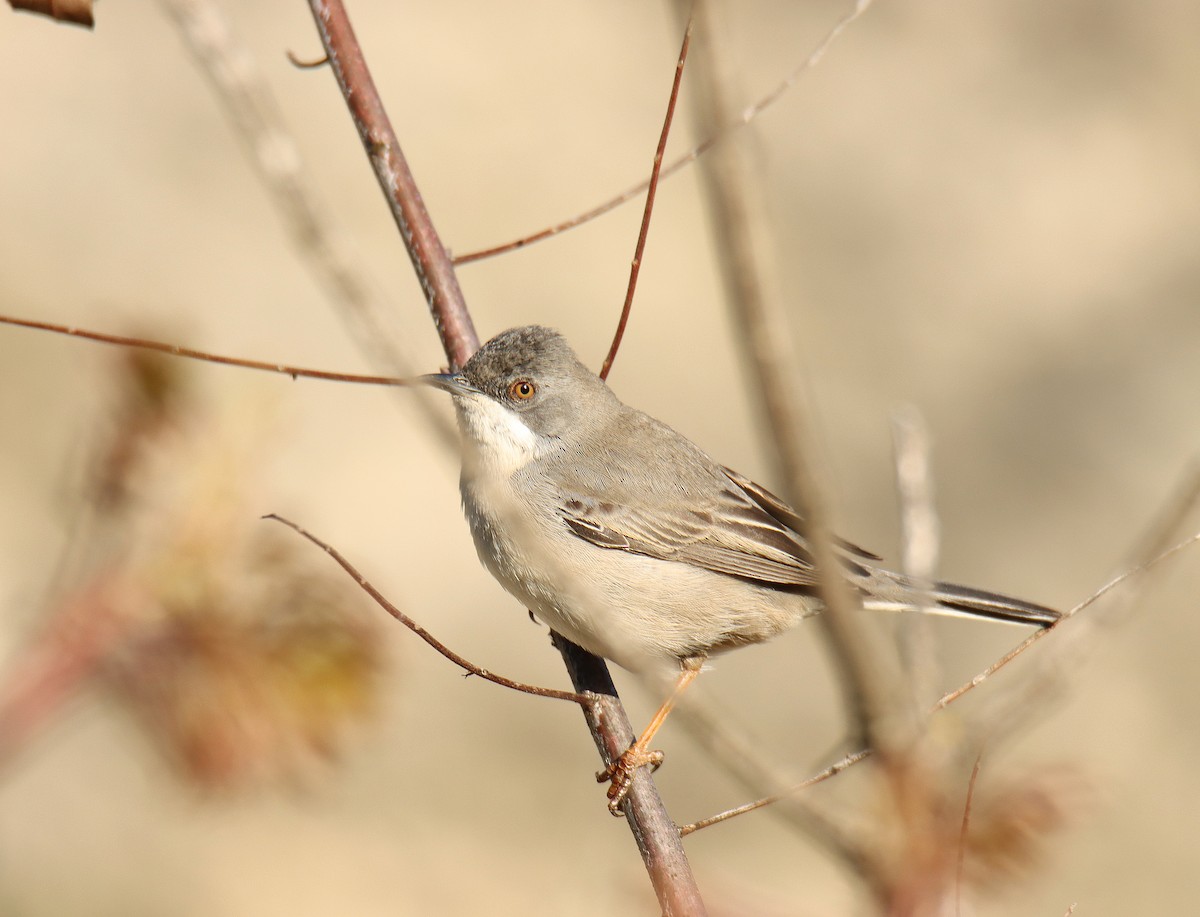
[266,515,587,704]
[1124,462,1200,573]
[452,0,874,266]
[662,682,871,872]
[678,748,870,837]
[956,745,986,917]
[599,18,692,382]
[936,531,1200,711]
[946,465,1200,740]
[0,315,410,387]
[158,0,455,447]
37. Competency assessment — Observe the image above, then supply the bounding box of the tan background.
[2,0,1199,913]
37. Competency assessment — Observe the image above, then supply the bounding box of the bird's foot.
[596,745,665,816]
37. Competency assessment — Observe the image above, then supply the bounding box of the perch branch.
[304,4,705,913]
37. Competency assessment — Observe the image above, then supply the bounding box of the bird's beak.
[420,372,477,395]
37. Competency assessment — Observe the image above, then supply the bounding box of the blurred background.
[2,0,1198,913]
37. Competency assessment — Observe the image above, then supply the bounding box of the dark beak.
[420,372,477,395]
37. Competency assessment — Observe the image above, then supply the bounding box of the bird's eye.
[508,379,536,401]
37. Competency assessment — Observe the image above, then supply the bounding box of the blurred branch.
[661,680,870,871]
[892,406,940,708]
[7,0,93,28]
[676,0,905,761]
[158,0,456,449]
[0,573,124,769]
[303,3,706,913]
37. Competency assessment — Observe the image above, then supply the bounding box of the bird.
[424,325,1058,811]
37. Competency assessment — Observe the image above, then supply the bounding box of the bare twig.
[452,0,874,266]
[957,465,1200,739]
[267,515,587,704]
[663,683,872,874]
[0,315,409,387]
[956,745,987,917]
[936,531,1200,712]
[158,0,455,447]
[599,19,692,382]
[1124,462,1200,574]
[304,4,705,912]
[678,748,870,836]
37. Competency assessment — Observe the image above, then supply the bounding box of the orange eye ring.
[508,379,536,401]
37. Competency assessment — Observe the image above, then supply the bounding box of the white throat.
[454,393,544,477]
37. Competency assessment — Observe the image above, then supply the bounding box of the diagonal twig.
[452,0,874,267]
[267,515,587,704]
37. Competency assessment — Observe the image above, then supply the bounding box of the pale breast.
[461,469,811,671]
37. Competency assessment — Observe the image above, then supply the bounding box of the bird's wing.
[555,465,828,588]
[719,466,882,565]
[543,407,881,588]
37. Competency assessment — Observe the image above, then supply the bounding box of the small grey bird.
[426,325,1057,807]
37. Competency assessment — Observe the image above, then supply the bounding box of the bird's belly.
[461,477,803,671]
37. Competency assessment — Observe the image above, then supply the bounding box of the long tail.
[861,578,1060,628]
[928,581,1059,627]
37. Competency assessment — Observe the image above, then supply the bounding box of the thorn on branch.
[287,49,330,69]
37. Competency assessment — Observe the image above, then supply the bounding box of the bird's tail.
[865,580,1060,628]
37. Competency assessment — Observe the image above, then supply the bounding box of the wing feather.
[556,472,821,587]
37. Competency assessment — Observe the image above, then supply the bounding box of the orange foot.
[596,745,665,815]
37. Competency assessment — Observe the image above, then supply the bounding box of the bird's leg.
[598,655,704,816]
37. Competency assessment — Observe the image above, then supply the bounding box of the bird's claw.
[597,746,665,816]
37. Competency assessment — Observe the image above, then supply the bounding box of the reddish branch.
[0,316,408,387]
[599,20,692,382]
[303,3,706,913]
[306,1,477,370]
[267,515,588,704]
